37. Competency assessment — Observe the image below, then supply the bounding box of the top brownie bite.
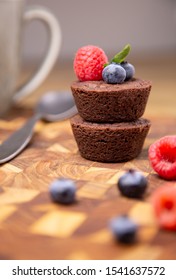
[71,78,151,123]
[71,44,152,122]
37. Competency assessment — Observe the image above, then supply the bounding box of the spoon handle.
[0,114,41,164]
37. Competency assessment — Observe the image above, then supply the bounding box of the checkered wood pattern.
[0,110,176,260]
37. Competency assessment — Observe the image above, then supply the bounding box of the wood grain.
[0,58,176,260]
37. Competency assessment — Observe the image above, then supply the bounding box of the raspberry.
[149,135,176,180]
[73,45,108,81]
[152,185,176,230]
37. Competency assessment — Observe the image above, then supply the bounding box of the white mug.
[0,0,62,116]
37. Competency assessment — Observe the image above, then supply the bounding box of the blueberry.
[120,61,135,80]
[49,178,76,204]
[117,169,148,198]
[109,215,138,243]
[102,64,126,84]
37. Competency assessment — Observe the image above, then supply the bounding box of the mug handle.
[13,5,62,103]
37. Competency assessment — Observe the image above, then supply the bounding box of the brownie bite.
[71,44,152,162]
[71,78,151,123]
[70,115,151,163]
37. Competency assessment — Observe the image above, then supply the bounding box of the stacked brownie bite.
[70,45,152,163]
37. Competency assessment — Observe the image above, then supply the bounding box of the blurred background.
[22,0,176,117]
[24,0,176,61]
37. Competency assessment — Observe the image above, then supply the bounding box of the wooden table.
[0,56,176,260]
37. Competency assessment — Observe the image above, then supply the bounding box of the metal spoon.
[0,91,78,164]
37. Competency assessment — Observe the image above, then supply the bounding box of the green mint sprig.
[104,44,131,67]
[111,44,131,63]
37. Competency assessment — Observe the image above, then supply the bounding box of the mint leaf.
[103,63,109,67]
[111,44,131,64]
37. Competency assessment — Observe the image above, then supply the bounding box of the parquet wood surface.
[0,105,176,260]
[0,57,176,260]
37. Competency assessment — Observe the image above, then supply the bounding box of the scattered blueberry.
[102,64,126,84]
[109,215,138,243]
[49,178,76,204]
[120,61,135,80]
[117,169,148,198]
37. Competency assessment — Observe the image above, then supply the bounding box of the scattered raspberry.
[148,135,176,180]
[73,45,108,81]
[152,184,176,231]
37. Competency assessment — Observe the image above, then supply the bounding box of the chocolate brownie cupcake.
[71,78,151,123]
[71,115,151,163]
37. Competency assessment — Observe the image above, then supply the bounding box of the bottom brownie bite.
[70,115,151,163]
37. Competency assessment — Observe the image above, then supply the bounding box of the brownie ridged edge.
[70,115,151,163]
